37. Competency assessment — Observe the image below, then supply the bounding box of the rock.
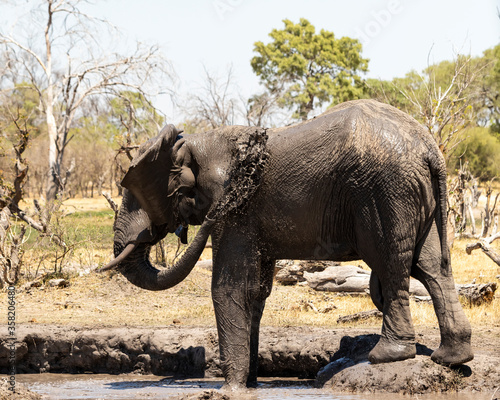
[275,261,304,284]
[22,280,43,290]
[48,278,69,288]
[410,279,430,296]
[336,309,383,324]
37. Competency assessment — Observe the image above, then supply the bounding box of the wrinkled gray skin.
[106,100,473,391]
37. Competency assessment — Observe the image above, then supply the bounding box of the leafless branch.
[392,53,487,159]
[0,0,173,202]
[187,65,239,129]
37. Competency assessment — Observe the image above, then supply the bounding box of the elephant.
[101,99,473,390]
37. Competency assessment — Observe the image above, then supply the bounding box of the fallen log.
[337,309,382,324]
[304,265,429,296]
[457,283,498,306]
[195,259,213,271]
[465,231,500,265]
[275,260,332,285]
[304,265,370,292]
[304,266,497,306]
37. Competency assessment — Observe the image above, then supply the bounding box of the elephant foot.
[246,379,258,389]
[368,337,416,364]
[431,343,474,366]
[220,382,248,392]
[246,374,258,388]
[221,370,251,392]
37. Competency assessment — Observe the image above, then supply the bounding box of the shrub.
[450,127,500,180]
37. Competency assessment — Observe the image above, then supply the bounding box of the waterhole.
[13,374,496,400]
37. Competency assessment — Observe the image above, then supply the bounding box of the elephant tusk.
[98,243,137,272]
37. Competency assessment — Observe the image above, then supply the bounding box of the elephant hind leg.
[363,240,417,364]
[412,220,473,365]
[369,272,384,312]
[247,258,275,388]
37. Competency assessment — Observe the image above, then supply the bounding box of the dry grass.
[8,198,500,331]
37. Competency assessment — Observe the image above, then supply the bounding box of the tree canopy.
[251,18,368,121]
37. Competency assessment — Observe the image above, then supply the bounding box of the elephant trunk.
[106,217,215,291]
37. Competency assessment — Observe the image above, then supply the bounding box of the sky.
[4,0,500,124]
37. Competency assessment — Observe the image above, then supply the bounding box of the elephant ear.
[121,124,182,226]
[167,138,196,197]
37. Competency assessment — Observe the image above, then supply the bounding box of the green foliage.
[251,18,368,121]
[367,46,500,142]
[367,55,482,159]
[0,82,44,139]
[365,72,419,114]
[451,127,500,180]
[70,90,164,147]
[0,83,44,181]
[479,44,500,133]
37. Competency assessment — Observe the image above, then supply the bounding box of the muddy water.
[13,374,495,400]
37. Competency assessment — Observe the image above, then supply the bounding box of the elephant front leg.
[211,226,261,390]
[212,288,255,389]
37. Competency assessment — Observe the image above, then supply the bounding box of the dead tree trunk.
[466,231,500,265]
[481,181,499,238]
[456,283,497,306]
[449,162,481,237]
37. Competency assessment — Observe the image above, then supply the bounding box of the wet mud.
[1,325,499,397]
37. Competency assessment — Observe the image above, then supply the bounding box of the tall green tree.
[251,18,368,121]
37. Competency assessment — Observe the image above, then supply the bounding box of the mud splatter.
[208,127,268,219]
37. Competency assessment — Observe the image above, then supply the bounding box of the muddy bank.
[317,334,500,394]
[0,325,336,378]
[0,377,41,400]
[1,325,499,395]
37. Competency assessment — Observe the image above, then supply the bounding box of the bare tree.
[0,0,173,202]
[448,161,480,236]
[188,66,238,129]
[243,91,279,127]
[394,54,487,159]
[480,180,500,238]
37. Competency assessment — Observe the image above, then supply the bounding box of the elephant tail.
[429,152,450,270]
